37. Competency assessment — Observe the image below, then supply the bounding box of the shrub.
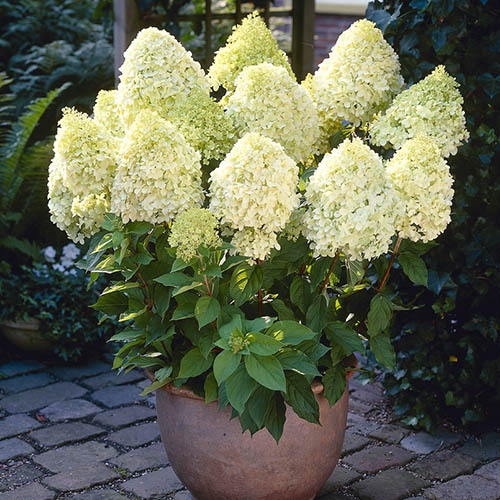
[366,0,500,430]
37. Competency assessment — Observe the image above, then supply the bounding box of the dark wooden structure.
[113,0,315,82]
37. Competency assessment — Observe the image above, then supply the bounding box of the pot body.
[1,318,51,352]
[155,381,349,500]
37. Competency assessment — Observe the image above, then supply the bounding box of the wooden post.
[113,0,143,85]
[292,0,315,81]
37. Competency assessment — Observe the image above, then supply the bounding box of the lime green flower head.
[386,136,454,242]
[304,138,400,261]
[169,208,222,262]
[111,109,203,224]
[208,12,294,93]
[93,90,124,139]
[370,65,469,157]
[226,63,319,162]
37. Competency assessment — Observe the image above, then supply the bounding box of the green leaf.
[229,262,263,306]
[154,285,171,320]
[367,294,393,336]
[276,349,321,376]
[290,275,312,314]
[171,258,192,272]
[247,332,283,356]
[213,351,241,384]
[244,354,286,392]
[323,366,347,406]
[264,393,286,444]
[140,378,170,396]
[126,221,154,235]
[271,299,295,321]
[267,321,316,345]
[225,364,257,413]
[297,340,331,361]
[194,296,221,329]
[306,295,328,333]
[370,334,396,370]
[91,292,128,316]
[247,386,274,427]
[309,257,333,290]
[204,373,218,403]
[171,298,197,320]
[154,272,194,288]
[326,322,364,354]
[283,371,320,424]
[243,317,275,333]
[155,366,173,382]
[178,347,213,379]
[102,282,140,295]
[398,252,428,287]
[218,313,243,339]
[346,259,366,286]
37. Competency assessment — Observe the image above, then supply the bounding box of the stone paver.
[423,474,499,500]
[474,460,500,483]
[30,422,105,447]
[34,441,118,473]
[48,361,111,380]
[172,491,194,500]
[351,469,430,500]
[401,431,460,454]
[107,422,160,447]
[347,413,380,435]
[120,467,184,498]
[341,431,373,456]
[343,445,415,473]
[40,398,102,422]
[0,437,34,462]
[109,442,168,472]
[409,450,480,481]
[348,399,372,415]
[457,432,500,461]
[92,384,142,408]
[0,414,42,439]
[93,405,155,428]
[83,370,145,390]
[42,463,119,492]
[0,463,44,490]
[0,481,55,500]
[318,465,362,496]
[0,373,53,394]
[69,489,128,500]
[0,361,44,378]
[369,424,410,444]
[0,382,87,413]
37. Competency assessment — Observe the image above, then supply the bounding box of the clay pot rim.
[145,353,358,402]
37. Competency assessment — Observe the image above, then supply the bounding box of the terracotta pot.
[1,318,51,352]
[153,372,352,500]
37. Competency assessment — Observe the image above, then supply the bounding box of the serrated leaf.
[367,294,393,336]
[264,393,286,444]
[399,252,428,287]
[225,364,257,413]
[290,275,312,314]
[178,347,213,379]
[247,332,283,356]
[194,296,220,329]
[204,373,218,403]
[306,295,327,333]
[213,351,241,384]
[283,371,320,424]
[326,321,364,354]
[276,349,321,376]
[271,299,296,320]
[370,334,396,370]
[154,285,171,320]
[244,354,286,392]
[154,272,193,288]
[267,321,316,345]
[323,366,347,406]
[229,262,263,306]
[247,386,274,428]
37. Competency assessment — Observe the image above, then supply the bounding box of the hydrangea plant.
[47,15,468,442]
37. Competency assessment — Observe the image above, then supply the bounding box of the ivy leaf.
[322,366,347,406]
[194,296,220,329]
[398,252,428,287]
[367,294,393,337]
[283,371,320,424]
[244,353,286,392]
[229,262,263,307]
[178,347,212,379]
[326,321,364,354]
[370,334,396,370]
[213,351,241,384]
[225,364,257,413]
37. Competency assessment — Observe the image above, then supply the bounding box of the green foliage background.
[366,0,500,430]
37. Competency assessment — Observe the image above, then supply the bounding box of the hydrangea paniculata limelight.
[370,65,469,157]
[169,208,222,262]
[111,110,203,224]
[117,27,210,128]
[226,63,319,162]
[305,19,403,149]
[209,132,299,260]
[304,138,400,260]
[93,90,124,139]
[386,136,454,242]
[207,12,294,93]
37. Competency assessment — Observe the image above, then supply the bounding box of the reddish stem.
[377,237,402,293]
[137,270,153,312]
[320,252,340,294]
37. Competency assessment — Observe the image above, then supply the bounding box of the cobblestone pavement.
[0,358,498,500]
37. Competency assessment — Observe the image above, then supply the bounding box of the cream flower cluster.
[209,132,299,260]
[111,110,203,224]
[370,65,469,157]
[207,12,294,93]
[304,138,399,260]
[47,108,117,243]
[225,63,319,162]
[93,90,124,139]
[169,208,222,262]
[386,136,454,242]
[117,27,210,129]
[305,19,403,149]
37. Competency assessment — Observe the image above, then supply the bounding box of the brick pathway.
[0,358,498,500]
